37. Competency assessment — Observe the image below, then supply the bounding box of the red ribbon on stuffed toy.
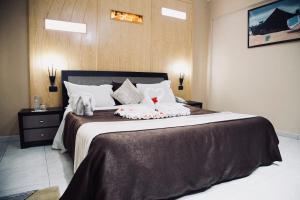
[151,97,158,104]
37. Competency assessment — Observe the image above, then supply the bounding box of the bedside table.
[18,107,63,148]
[185,101,203,109]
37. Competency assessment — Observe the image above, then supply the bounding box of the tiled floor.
[0,139,73,197]
[0,136,299,199]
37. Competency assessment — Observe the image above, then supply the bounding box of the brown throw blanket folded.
[61,106,281,200]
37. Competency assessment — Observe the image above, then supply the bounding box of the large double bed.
[54,70,282,200]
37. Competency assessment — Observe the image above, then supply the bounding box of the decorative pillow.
[111,80,138,105]
[136,80,176,104]
[112,81,137,91]
[64,81,115,107]
[112,79,143,105]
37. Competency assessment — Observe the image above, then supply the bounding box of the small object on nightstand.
[18,107,63,148]
[33,96,41,111]
[185,100,203,109]
[40,104,47,111]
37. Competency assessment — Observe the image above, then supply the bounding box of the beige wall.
[0,0,29,136]
[207,0,300,134]
[29,0,193,107]
[191,0,210,105]
[210,0,270,19]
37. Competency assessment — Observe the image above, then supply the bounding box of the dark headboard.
[61,70,168,108]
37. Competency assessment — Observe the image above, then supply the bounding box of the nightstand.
[18,107,63,148]
[185,101,203,109]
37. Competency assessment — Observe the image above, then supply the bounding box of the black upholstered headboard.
[61,70,168,108]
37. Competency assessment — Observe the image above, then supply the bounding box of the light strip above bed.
[45,19,86,33]
[161,7,187,20]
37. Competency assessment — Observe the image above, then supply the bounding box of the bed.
[56,70,282,200]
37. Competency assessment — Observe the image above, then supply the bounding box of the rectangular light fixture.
[45,19,86,33]
[111,10,143,24]
[161,7,186,20]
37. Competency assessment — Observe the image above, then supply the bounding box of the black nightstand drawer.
[24,127,58,142]
[23,114,60,129]
[18,107,63,148]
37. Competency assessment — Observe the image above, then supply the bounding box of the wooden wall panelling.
[29,0,98,107]
[151,0,192,99]
[97,0,151,72]
[29,0,193,107]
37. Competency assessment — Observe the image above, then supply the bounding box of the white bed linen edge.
[52,105,122,152]
[74,112,255,172]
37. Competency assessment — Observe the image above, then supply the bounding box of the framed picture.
[248,0,300,48]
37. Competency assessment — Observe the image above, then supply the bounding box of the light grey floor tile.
[0,142,46,171]
[278,137,300,169]
[49,177,69,196]
[45,146,73,177]
[4,140,44,157]
[0,165,49,195]
[0,141,49,196]
[45,146,73,195]
[0,142,8,163]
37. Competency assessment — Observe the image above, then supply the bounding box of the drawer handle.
[41,133,44,137]
[39,120,44,123]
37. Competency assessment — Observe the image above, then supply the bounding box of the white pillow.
[136,80,176,104]
[112,79,143,105]
[64,81,115,107]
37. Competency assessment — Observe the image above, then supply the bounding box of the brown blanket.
[61,106,281,200]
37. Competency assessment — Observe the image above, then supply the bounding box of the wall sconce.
[178,73,184,90]
[48,67,57,92]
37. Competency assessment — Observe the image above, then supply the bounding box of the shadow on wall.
[0,0,29,136]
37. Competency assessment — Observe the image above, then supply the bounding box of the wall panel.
[97,0,152,72]
[151,0,192,98]
[29,0,192,107]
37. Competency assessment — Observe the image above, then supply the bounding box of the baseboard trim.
[0,135,19,142]
[276,130,300,140]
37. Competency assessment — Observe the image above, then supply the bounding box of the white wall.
[207,0,300,134]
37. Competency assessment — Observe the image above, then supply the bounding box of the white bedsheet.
[74,112,255,172]
[52,103,187,151]
[52,105,121,152]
